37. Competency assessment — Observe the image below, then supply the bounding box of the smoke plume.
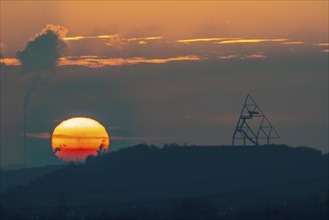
[24,76,42,109]
[17,25,68,109]
[17,24,67,72]
[18,25,68,166]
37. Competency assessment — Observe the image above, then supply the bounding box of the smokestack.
[23,106,27,167]
[17,25,67,166]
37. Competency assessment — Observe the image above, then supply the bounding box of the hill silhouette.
[1,144,328,219]
[0,165,63,193]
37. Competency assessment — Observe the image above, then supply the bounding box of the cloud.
[138,41,148,45]
[127,36,162,42]
[219,53,267,60]
[1,55,203,68]
[52,134,109,139]
[175,37,239,44]
[63,34,162,42]
[63,34,116,41]
[22,132,51,139]
[63,34,162,49]
[105,35,129,48]
[14,25,68,111]
[64,34,163,58]
[218,38,288,44]
[21,132,163,142]
[313,43,329,46]
[219,54,240,60]
[58,55,203,68]
[312,43,329,53]
[0,58,20,66]
[16,24,67,71]
[245,53,267,59]
[281,41,305,45]
[2,35,327,68]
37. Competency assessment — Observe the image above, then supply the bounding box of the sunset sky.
[0,1,328,168]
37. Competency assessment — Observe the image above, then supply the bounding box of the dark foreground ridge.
[1,144,328,220]
[0,165,63,193]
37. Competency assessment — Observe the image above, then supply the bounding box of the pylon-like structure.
[232,94,280,146]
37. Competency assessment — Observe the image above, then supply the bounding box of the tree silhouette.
[96,140,107,157]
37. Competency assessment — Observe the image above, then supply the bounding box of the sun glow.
[51,117,110,161]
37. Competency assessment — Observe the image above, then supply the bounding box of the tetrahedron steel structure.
[232,94,280,146]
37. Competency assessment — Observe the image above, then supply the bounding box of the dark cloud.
[16,25,67,72]
[15,25,68,110]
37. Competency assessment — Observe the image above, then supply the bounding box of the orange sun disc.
[51,117,110,161]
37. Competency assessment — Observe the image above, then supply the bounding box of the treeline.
[1,196,328,220]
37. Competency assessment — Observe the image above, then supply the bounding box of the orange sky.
[1,1,328,56]
[0,1,328,167]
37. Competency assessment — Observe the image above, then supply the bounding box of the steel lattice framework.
[232,94,280,146]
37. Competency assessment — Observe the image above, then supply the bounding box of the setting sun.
[51,117,110,161]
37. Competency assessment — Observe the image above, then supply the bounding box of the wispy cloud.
[219,53,267,60]
[0,58,20,66]
[2,34,327,68]
[245,53,267,59]
[21,132,51,139]
[64,35,292,46]
[218,38,288,44]
[53,134,109,139]
[312,43,329,52]
[21,132,164,142]
[1,56,203,68]
[127,36,162,42]
[313,43,329,46]
[63,35,118,41]
[219,54,240,60]
[64,34,162,49]
[138,41,148,45]
[176,37,239,44]
[281,41,305,45]
[59,55,203,68]
[64,34,162,42]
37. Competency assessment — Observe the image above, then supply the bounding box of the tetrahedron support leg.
[232,94,280,146]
